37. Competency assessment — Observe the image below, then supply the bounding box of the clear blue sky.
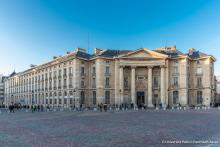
[0,0,220,75]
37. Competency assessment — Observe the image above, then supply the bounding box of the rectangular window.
[106,77,110,86]
[59,70,62,76]
[81,67,84,75]
[197,67,202,75]
[92,78,96,87]
[106,66,110,74]
[173,77,178,86]
[197,77,202,87]
[63,68,67,75]
[173,67,178,75]
[124,77,128,88]
[81,80,84,87]
[153,77,159,88]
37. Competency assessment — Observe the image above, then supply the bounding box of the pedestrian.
[31,105,34,113]
[37,105,40,112]
[40,105,43,112]
[100,103,103,112]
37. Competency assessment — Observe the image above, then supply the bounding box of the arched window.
[64,91,67,96]
[93,91,96,105]
[105,91,110,104]
[69,91,73,96]
[54,92,57,97]
[80,91,85,104]
[197,91,203,104]
[173,91,179,105]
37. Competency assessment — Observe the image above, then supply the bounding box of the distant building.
[215,76,220,104]
[0,74,8,106]
[4,46,216,108]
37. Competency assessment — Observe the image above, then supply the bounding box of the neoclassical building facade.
[4,46,216,108]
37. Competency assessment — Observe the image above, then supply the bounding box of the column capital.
[147,66,153,69]
[119,65,125,68]
[160,65,166,68]
[131,66,136,69]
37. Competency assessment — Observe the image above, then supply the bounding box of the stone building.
[0,74,8,106]
[4,46,216,108]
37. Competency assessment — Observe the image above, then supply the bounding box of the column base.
[148,104,154,108]
[162,103,167,108]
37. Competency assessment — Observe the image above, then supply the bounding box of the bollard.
[0,110,2,114]
[26,109,29,113]
[163,107,166,110]
[93,108,97,111]
[156,107,159,110]
[172,107,174,110]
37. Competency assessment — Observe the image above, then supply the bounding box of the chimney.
[94,48,103,55]
[188,48,196,55]
[75,48,86,53]
[30,64,37,68]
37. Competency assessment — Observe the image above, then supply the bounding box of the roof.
[154,49,184,58]
[76,51,93,59]
[9,71,16,77]
[96,50,131,58]
[186,51,208,59]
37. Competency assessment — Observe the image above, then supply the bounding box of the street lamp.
[73,89,76,109]
[11,94,14,105]
[119,89,122,110]
[32,90,34,105]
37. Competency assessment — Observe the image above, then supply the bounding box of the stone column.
[131,66,136,106]
[148,66,154,107]
[160,66,166,107]
[114,60,120,105]
[119,66,124,104]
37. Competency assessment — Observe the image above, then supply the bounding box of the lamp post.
[73,89,76,109]
[11,94,14,105]
[119,89,122,110]
[32,90,34,106]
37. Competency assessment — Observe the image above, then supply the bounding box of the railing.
[172,73,179,76]
[105,72,111,76]
[81,73,86,77]
[196,73,203,76]
[63,74,67,78]
[105,85,111,88]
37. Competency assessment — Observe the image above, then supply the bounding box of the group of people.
[30,105,44,112]
[98,103,108,112]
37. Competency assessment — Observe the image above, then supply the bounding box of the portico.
[116,48,168,108]
[117,64,167,107]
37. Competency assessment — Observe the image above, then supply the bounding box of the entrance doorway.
[136,92,145,108]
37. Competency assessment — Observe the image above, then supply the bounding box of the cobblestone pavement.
[0,109,220,147]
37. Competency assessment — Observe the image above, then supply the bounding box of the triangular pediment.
[118,48,168,59]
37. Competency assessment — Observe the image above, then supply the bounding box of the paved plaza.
[0,109,220,147]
